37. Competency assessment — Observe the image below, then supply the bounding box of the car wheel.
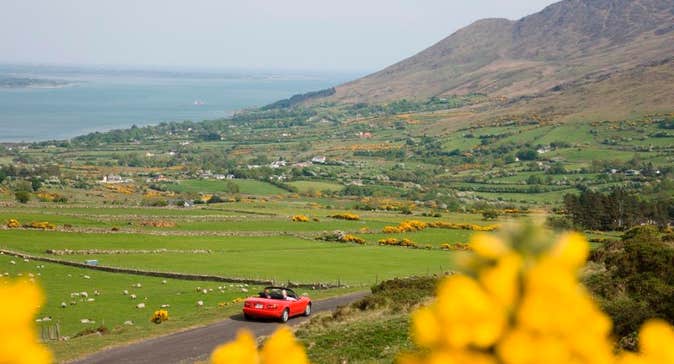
[304,303,311,316]
[280,309,289,323]
[243,313,252,321]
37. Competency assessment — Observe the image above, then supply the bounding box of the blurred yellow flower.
[210,327,309,364]
[402,224,674,364]
[470,233,509,259]
[261,327,309,364]
[0,279,52,364]
[210,330,259,364]
[619,319,674,364]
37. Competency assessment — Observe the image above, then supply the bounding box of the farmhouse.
[311,156,327,164]
[100,175,133,184]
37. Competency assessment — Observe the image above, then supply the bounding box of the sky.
[0,0,559,72]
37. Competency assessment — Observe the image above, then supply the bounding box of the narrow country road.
[69,291,369,364]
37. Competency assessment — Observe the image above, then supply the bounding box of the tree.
[31,177,42,192]
[516,149,538,161]
[15,191,30,204]
[585,227,674,347]
[482,210,499,220]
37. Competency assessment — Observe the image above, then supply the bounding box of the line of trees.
[563,188,673,231]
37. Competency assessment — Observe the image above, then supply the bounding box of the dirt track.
[69,291,369,364]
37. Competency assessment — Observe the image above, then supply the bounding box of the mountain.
[315,0,674,119]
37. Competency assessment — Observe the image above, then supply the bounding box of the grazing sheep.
[130,294,137,299]
[136,303,145,309]
[123,290,129,295]
[196,300,204,307]
[83,275,91,279]
[123,320,133,325]
[160,304,170,308]
[202,289,208,294]
[70,301,77,306]
[23,259,29,263]
[241,288,248,293]
[94,290,100,296]
[61,302,67,308]
[87,298,95,302]
[161,280,167,284]
[80,319,91,324]
[80,292,88,298]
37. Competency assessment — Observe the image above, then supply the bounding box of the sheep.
[202,289,208,294]
[161,280,167,284]
[123,320,134,325]
[83,275,91,279]
[123,290,129,295]
[160,304,170,308]
[94,290,100,296]
[241,288,249,293]
[80,292,88,298]
[61,302,67,308]
[80,319,91,324]
[130,294,137,299]
[23,258,29,263]
[136,303,145,309]
[196,300,204,307]
[87,298,95,302]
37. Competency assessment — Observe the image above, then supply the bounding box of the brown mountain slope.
[321,0,674,119]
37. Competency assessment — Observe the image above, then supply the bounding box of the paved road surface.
[70,291,369,364]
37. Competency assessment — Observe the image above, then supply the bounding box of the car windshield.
[259,288,295,299]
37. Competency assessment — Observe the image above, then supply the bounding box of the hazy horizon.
[2,0,558,72]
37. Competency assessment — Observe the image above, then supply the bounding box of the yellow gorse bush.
[401,224,674,364]
[150,309,169,324]
[0,279,52,364]
[210,327,309,364]
[341,234,366,244]
[291,215,310,222]
[6,218,20,228]
[329,213,360,221]
[26,221,56,230]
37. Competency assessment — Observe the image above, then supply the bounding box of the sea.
[0,64,359,142]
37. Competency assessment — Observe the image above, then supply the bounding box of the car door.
[287,290,302,315]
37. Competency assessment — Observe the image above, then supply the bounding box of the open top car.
[242,287,311,323]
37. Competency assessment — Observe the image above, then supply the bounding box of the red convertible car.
[243,287,311,322]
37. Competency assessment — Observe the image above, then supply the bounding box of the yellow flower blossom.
[210,330,259,364]
[548,232,589,269]
[211,327,309,364]
[434,275,506,349]
[260,327,309,364]
[478,252,521,308]
[470,233,509,259]
[401,224,674,364]
[0,279,52,364]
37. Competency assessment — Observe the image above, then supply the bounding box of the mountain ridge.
[311,0,674,120]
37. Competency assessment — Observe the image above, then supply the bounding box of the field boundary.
[0,248,343,289]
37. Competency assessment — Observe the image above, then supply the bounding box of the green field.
[166,179,287,195]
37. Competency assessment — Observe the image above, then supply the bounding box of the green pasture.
[0,254,355,362]
[288,180,345,193]
[0,229,456,285]
[166,179,287,195]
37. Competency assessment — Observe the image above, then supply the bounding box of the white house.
[311,156,327,164]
